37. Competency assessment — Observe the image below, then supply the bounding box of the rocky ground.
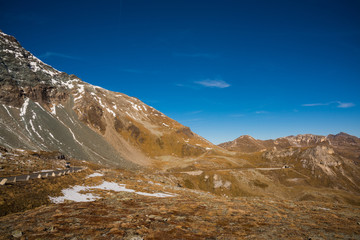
[1,166,360,240]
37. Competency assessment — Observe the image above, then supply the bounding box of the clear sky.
[1,0,360,144]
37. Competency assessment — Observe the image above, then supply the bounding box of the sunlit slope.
[0,31,216,168]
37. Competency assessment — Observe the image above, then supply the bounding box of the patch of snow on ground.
[48,132,55,139]
[67,127,83,146]
[50,181,176,203]
[51,105,56,115]
[20,98,30,117]
[86,172,104,178]
[29,120,44,141]
[1,49,23,58]
[2,105,12,117]
[34,102,46,111]
[29,61,42,72]
[135,192,175,198]
[62,80,75,89]
[106,108,116,117]
[49,185,100,203]
[77,84,85,93]
[94,181,135,193]
[74,95,82,102]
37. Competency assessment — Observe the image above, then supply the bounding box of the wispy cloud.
[39,51,79,60]
[255,111,268,114]
[187,110,202,115]
[195,79,230,88]
[173,52,217,59]
[337,102,355,108]
[302,101,355,108]
[302,103,330,107]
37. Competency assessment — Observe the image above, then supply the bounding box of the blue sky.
[1,0,360,144]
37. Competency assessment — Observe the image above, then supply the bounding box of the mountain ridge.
[0,30,215,169]
[219,132,359,151]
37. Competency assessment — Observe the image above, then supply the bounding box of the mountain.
[216,132,360,197]
[0,31,215,169]
[219,133,360,157]
[1,30,360,204]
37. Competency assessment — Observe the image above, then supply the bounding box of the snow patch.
[1,49,23,58]
[2,105,12,117]
[48,132,55,139]
[20,98,30,117]
[86,172,104,178]
[49,185,100,203]
[135,192,175,198]
[29,61,41,72]
[29,120,44,141]
[50,181,176,203]
[68,127,83,146]
[106,108,116,117]
[50,105,56,115]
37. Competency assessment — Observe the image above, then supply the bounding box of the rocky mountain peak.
[0,31,215,168]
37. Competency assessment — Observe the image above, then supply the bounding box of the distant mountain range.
[219,132,360,163]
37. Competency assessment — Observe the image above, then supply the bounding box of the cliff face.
[0,31,215,168]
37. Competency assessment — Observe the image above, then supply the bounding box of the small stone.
[129,236,143,240]
[124,234,143,240]
[11,230,22,238]
[47,226,55,232]
[357,222,360,225]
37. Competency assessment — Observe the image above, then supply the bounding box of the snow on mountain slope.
[0,31,215,168]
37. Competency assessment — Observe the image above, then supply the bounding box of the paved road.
[0,167,84,185]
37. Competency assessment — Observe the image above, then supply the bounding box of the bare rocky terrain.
[1,147,360,239]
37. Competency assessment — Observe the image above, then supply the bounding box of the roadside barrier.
[0,167,86,185]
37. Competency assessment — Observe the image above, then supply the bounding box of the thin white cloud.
[302,101,355,108]
[302,103,330,107]
[195,79,230,88]
[255,111,268,114]
[337,102,355,108]
[39,51,79,60]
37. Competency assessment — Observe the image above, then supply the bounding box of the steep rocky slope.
[0,31,215,168]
